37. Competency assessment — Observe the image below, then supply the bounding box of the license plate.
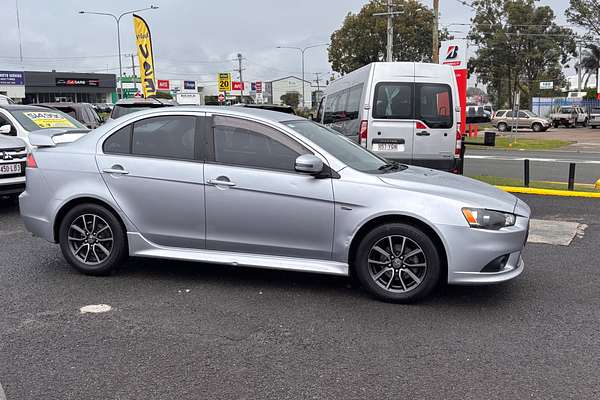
[372,143,402,152]
[0,163,21,175]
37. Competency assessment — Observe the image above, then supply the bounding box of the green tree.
[280,91,300,108]
[579,44,600,88]
[566,0,600,38]
[328,0,445,74]
[468,0,576,109]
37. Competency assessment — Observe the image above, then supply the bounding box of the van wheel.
[59,203,127,276]
[353,223,441,303]
[497,122,508,132]
[532,122,543,132]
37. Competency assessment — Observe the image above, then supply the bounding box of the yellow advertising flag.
[133,14,156,98]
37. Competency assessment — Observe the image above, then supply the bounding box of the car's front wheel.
[532,122,543,132]
[497,122,508,132]
[59,203,127,276]
[354,223,441,303]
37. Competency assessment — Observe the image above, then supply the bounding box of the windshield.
[9,109,87,131]
[283,120,404,173]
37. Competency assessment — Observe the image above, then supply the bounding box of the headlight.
[462,208,516,230]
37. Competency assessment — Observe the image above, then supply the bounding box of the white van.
[315,62,461,172]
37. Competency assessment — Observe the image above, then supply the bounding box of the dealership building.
[0,70,116,104]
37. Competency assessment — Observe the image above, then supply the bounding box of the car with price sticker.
[0,134,27,199]
[0,104,89,148]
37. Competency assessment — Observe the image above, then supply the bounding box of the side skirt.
[127,232,349,276]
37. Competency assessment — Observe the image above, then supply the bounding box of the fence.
[531,97,600,117]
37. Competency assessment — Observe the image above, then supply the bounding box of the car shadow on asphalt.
[0,198,19,215]
[119,257,518,308]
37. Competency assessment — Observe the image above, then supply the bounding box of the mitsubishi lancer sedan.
[19,107,530,303]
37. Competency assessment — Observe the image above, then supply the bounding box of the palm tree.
[580,44,600,89]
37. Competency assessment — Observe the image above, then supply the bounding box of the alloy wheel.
[67,214,114,265]
[367,235,427,293]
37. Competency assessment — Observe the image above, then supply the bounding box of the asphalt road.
[464,148,600,184]
[1,195,599,399]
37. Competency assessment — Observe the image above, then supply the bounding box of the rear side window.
[415,83,452,128]
[212,116,307,172]
[103,125,131,154]
[132,116,196,160]
[373,82,413,119]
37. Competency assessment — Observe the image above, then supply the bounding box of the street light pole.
[277,43,328,108]
[79,5,158,100]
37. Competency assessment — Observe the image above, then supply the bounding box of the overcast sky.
[0,0,577,85]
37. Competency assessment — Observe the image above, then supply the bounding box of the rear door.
[368,63,415,162]
[96,112,207,249]
[412,65,455,166]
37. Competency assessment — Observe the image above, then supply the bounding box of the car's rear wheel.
[497,122,508,132]
[354,223,441,303]
[532,122,543,132]
[59,203,127,276]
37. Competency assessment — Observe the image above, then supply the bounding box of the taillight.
[359,120,368,147]
[26,153,37,168]
[455,130,462,157]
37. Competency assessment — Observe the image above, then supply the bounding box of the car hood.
[378,166,520,214]
[0,135,26,149]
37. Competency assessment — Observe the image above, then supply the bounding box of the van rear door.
[368,64,415,163]
[412,65,455,169]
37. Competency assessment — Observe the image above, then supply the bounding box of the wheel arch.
[347,214,448,281]
[53,196,128,243]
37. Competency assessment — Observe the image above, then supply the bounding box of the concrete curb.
[497,185,600,198]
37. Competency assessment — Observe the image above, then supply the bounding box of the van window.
[340,84,363,136]
[415,83,453,128]
[323,90,348,124]
[373,82,413,119]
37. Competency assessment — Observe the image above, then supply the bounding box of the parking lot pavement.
[1,195,600,399]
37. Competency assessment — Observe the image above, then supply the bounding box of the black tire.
[59,203,127,276]
[353,223,441,303]
[532,122,543,132]
[497,122,508,132]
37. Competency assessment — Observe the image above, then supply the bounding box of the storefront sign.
[539,81,554,90]
[184,80,196,90]
[232,81,244,91]
[55,78,99,87]
[0,71,24,86]
[157,79,170,90]
[255,81,262,93]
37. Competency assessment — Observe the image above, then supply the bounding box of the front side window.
[213,116,307,171]
[495,111,506,118]
[415,83,453,128]
[373,82,413,119]
[518,111,529,118]
[132,116,196,160]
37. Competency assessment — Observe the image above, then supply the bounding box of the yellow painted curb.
[496,185,600,198]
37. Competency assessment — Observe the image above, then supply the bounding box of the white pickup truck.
[589,107,600,129]
[549,106,588,128]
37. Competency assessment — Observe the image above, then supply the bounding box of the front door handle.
[416,131,430,136]
[207,178,236,187]
[102,165,129,175]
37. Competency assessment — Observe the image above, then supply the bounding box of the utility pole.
[432,0,440,63]
[237,53,244,101]
[314,72,322,92]
[373,1,402,62]
[130,54,137,81]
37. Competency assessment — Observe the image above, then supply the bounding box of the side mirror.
[295,154,324,175]
[0,124,12,135]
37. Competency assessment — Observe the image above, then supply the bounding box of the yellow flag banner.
[133,14,156,97]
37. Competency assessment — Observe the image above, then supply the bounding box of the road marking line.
[497,186,600,198]
[80,304,112,314]
[0,381,5,400]
[466,155,600,164]
[528,220,586,246]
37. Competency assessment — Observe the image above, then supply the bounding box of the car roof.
[114,98,176,106]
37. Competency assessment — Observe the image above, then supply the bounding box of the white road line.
[0,381,6,400]
[465,155,600,164]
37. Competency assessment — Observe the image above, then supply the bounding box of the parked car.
[94,103,114,113]
[0,94,15,105]
[315,62,462,172]
[0,134,27,199]
[492,110,551,132]
[466,105,492,124]
[109,98,176,120]
[20,106,530,303]
[36,102,103,129]
[588,107,600,129]
[549,106,588,128]
[0,104,89,147]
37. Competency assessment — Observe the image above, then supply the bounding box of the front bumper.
[0,176,26,196]
[440,215,529,285]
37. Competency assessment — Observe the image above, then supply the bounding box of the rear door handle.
[416,131,430,136]
[207,178,236,187]
[102,165,129,175]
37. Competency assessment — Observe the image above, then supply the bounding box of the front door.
[96,113,207,249]
[204,115,335,260]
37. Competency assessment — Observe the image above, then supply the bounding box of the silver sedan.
[19,107,530,302]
